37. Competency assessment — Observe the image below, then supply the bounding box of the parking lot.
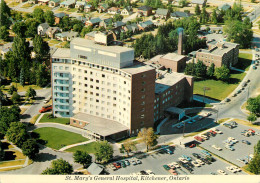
[199,122,260,167]
[107,143,246,175]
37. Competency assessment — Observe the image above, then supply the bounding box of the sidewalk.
[58,140,95,151]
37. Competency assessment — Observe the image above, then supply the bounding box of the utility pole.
[182,122,186,137]
[247,84,250,101]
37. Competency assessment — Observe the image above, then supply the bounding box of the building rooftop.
[156,8,169,16]
[155,72,186,94]
[199,41,239,56]
[72,113,129,137]
[138,5,152,11]
[121,64,154,75]
[161,53,186,62]
[218,3,231,11]
[52,48,70,58]
[71,37,134,54]
[87,163,104,175]
[191,0,206,4]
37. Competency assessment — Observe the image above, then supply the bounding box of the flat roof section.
[71,37,134,54]
[155,72,185,94]
[161,53,186,62]
[121,64,155,75]
[52,48,71,58]
[71,113,129,137]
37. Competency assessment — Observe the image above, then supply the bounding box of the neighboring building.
[37,23,50,36]
[85,17,102,27]
[87,163,104,175]
[98,3,109,13]
[113,21,126,28]
[51,37,156,140]
[138,20,154,31]
[191,0,206,7]
[121,6,133,15]
[75,1,86,8]
[155,8,170,19]
[54,12,68,24]
[85,31,97,40]
[124,23,139,34]
[111,27,124,40]
[137,6,152,17]
[107,7,120,14]
[60,0,76,8]
[170,11,191,19]
[49,0,60,7]
[38,0,49,5]
[158,53,186,72]
[99,18,113,29]
[76,16,87,24]
[56,31,78,41]
[46,27,61,39]
[218,3,231,11]
[196,40,239,68]
[154,72,193,121]
[84,4,93,12]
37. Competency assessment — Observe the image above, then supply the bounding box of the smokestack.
[178,29,184,55]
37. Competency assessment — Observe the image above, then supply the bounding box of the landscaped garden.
[235,53,252,71]
[34,127,89,150]
[39,114,70,125]
[65,142,97,154]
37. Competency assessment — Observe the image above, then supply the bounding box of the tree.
[73,23,83,33]
[113,14,123,22]
[214,65,230,81]
[206,63,215,78]
[33,35,50,62]
[26,87,36,99]
[19,68,25,87]
[138,127,158,152]
[44,10,55,26]
[0,0,11,27]
[248,154,260,174]
[42,158,73,175]
[179,0,187,7]
[25,18,40,38]
[8,85,17,95]
[80,26,93,37]
[0,105,20,134]
[246,95,260,115]
[212,9,217,24]
[32,8,45,23]
[247,113,257,123]
[195,4,201,15]
[94,141,113,163]
[0,26,9,41]
[21,139,39,159]
[120,31,126,41]
[6,122,28,147]
[73,151,92,167]
[36,64,50,87]
[121,139,137,156]
[60,16,70,31]
[254,140,260,155]
[11,92,20,104]
[12,21,27,37]
[195,60,207,77]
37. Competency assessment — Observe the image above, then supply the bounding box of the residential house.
[85,17,102,27]
[124,23,139,34]
[28,0,38,4]
[85,31,97,40]
[84,4,93,12]
[218,3,231,11]
[99,18,113,29]
[138,20,154,31]
[87,163,104,175]
[54,12,68,24]
[38,0,49,5]
[121,6,133,15]
[49,0,60,7]
[191,0,206,7]
[75,1,86,8]
[56,31,78,41]
[18,0,27,3]
[107,7,120,14]
[60,0,76,9]
[155,8,170,19]
[76,16,87,24]
[98,3,109,13]
[46,27,62,39]
[170,11,191,19]
[113,21,126,28]
[111,27,124,40]
[37,23,50,36]
[137,5,152,17]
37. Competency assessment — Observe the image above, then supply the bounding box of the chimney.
[178,28,184,55]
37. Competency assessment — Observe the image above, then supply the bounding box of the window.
[84,77,87,80]
[96,99,99,102]
[96,80,99,83]
[73,120,76,124]
[141,88,145,92]
[65,67,69,70]
[141,74,146,78]
[90,78,93,82]
[102,74,105,78]
[142,81,146,85]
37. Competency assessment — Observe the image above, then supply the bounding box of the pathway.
[58,140,95,151]
[193,95,220,104]
[230,67,248,73]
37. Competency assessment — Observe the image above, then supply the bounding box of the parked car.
[124,160,130,166]
[196,159,204,165]
[242,140,251,145]
[225,145,235,151]
[140,170,148,175]
[225,98,231,102]
[201,150,211,156]
[212,128,223,134]
[136,159,142,164]
[181,155,192,161]
[226,166,237,173]
[192,153,201,159]
[131,159,137,165]
[121,161,126,168]
[146,170,155,175]
[217,169,227,175]
[194,136,204,142]
[253,65,257,70]
[39,105,52,113]
[209,130,217,135]
[200,135,209,140]
[168,169,178,175]
[172,162,180,168]
[163,165,170,171]
[212,145,222,151]
[191,161,201,167]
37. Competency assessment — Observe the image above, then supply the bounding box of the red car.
[194,136,204,142]
[248,129,255,133]
[189,144,196,148]
[39,105,52,113]
[113,162,121,169]
[209,130,217,135]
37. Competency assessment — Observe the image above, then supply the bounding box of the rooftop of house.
[38,23,50,29]
[198,41,239,56]
[155,72,187,94]
[114,21,126,28]
[88,17,102,24]
[60,0,75,5]
[161,53,186,62]
[87,163,104,175]
[52,48,70,58]
[50,0,60,3]
[218,3,231,11]
[191,0,206,4]
[156,8,169,16]
[171,11,191,17]
[138,5,152,11]
[99,3,109,9]
[54,12,67,18]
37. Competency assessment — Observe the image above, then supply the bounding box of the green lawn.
[194,71,246,100]
[235,53,252,71]
[21,3,33,8]
[34,127,89,150]
[49,39,61,44]
[2,82,43,93]
[65,142,97,154]
[39,114,70,125]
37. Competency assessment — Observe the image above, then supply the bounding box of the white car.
[146,170,155,175]
[217,169,227,175]
[178,157,188,163]
[249,154,254,159]
[191,161,201,167]
[196,159,205,165]
[228,137,238,143]
[231,166,241,172]
[168,164,176,169]
[200,135,209,140]
[212,145,222,151]
[172,162,180,168]
[226,166,237,173]
[213,128,223,134]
